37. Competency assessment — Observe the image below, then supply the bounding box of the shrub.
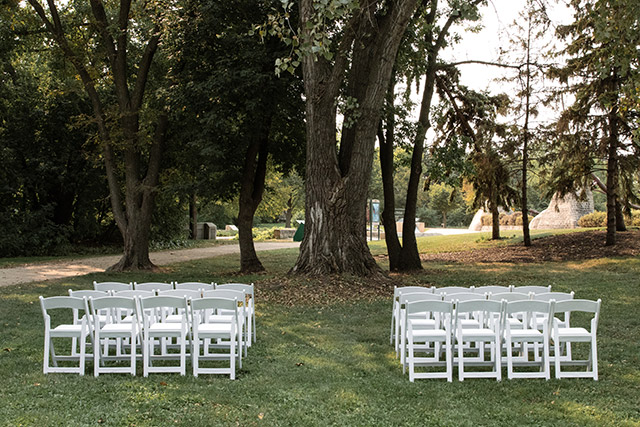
[632,210,640,227]
[480,214,493,226]
[578,211,607,228]
[514,213,534,226]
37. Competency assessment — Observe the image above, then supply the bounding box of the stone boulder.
[530,188,594,229]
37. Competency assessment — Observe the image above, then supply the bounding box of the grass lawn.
[1,234,639,426]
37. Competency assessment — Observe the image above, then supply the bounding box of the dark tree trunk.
[189,192,198,239]
[292,0,416,277]
[491,193,500,240]
[237,121,270,273]
[379,116,402,271]
[615,197,626,232]
[605,88,619,246]
[285,198,293,229]
[521,16,532,247]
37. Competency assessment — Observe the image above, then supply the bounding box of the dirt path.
[0,241,300,287]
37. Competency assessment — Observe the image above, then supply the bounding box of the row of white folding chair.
[403,297,599,382]
[398,291,574,362]
[84,295,242,378]
[390,285,552,349]
[93,282,256,345]
[46,292,245,378]
[85,289,250,360]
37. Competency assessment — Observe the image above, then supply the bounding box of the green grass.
[1,239,639,426]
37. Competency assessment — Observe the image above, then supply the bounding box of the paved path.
[0,242,300,287]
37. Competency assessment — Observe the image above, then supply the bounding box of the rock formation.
[529,188,594,229]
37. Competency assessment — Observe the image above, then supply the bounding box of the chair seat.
[508,329,544,340]
[165,314,187,323]
[458,328,497,340]
[101,323,137,335]
[198,323,233,334]
[148,323,184,334]
[51,324,84,337]
[411,329,448,340]
[554,327,592,341]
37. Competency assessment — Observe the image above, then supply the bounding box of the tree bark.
[292,0,417,277]
[491,190,500,240]
[605,83,619,246]
[237,119,271,273]
[615,196,626,232]
[521,12,533,247]
[379,117,402,271]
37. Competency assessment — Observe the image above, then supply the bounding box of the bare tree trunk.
[521,13,533,247]
[615,196,626,232]
[491,189,500,240]
[285,196,293,229]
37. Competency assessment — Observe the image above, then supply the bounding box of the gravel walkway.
[0,241,300,287]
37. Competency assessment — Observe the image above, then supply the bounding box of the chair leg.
[408,337,414,382]
[458,338,464,382]
[506,338,514,380]
[591,336,598,381]
[192,332,199,377]
[543,337,550,380]
[554,338,561,379]
[79,334,87,376]
[446,335,452,383]
[43,333,50,374]
[230,334,236,380]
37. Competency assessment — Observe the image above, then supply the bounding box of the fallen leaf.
[258,413,264,420]
[3,348,12,352]
[296,362,304,367]
[33,383,40,386]
[160,381,168,386]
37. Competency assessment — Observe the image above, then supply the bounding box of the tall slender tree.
[27,0,171,270]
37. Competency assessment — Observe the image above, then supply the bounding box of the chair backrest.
[554,299,601,331]
[533,291,574,302]
[489,292,530,302]
[444,292,481,302]
[158,289,203,299]
[203,289,245,304]
[191,297,238,324]
[69,289,110,298]
[174,282,215,291]
[139,295,188,311]
[216,283,254,296]
[474,285,512,294]
[113,290,155,298]
[455,299,504,329]
[436,286,474,295]
[513,285,551,295]
[40,295,86,313]
[504,300,554,330]
[399,292,442,306]
[405,300,453,318]
[133,282,173,292]
[93,281,132,292]
[393,286,433,298]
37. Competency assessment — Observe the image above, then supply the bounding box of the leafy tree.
[548,0,640,245]
[428,183,459,228]
[265,0,420,276]
[174,0,305,272]
[257,169,305,228]
[26,0,172,270]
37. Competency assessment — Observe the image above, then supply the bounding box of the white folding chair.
[216,283,255,345]
[203,289,247,357]
[191,297,240,379]
[391,286,433,344]
[474,285,512,295]
[134,282,173,292]
[489,292,532,330]
[88,296,140,376]
[405,300,454,382]
[503,300,554,380]
[397,293,442,365]
[175,282,215,292]
[391,287,434,353]
[513,285,551,295]
[455,299,504,381]
[68,289,110,356]
[39,296,90,375]
[551,299,601,380]
[138,296,189,376]
[532,292,575,337]
[93,281,132,292]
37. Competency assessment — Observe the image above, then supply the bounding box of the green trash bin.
[293,222,304,242]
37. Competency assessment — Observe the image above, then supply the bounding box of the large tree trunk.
[237,121,270,273]
[521,17,532,247]
[491,193,500,240]
[292,0,416,276]
[615,197,626,232]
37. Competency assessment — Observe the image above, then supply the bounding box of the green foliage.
[578,211,608,228]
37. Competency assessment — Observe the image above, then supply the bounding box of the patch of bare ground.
[421,230,640,264]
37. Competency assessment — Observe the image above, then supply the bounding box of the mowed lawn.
[1,233,639,426]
